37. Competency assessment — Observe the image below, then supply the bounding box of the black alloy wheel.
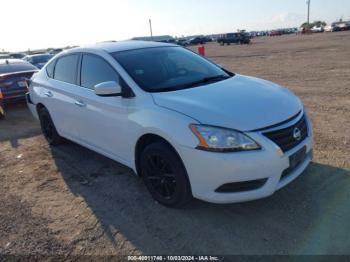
[140,142,192,207]
[38,107,63,145]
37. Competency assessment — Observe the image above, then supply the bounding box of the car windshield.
[111,47,232,92]
[32,55,53,64]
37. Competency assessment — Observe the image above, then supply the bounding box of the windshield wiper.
[185,75,231,88]
[152,75,231,93]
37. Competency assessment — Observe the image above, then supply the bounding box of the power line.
[149,19,153,40]
[307,0,311,24]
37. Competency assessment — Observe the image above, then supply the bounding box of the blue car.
[0,59,38,106]
[23,54,53,69]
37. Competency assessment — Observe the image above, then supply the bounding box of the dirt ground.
[0,32,350,256]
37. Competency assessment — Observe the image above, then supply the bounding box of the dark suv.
[217,33,251,45]
[188,37,206,45]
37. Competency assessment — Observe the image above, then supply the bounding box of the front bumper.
[2,94,26,104]
[177,116,313,204]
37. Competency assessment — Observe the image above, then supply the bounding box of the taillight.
[26,79,31,91]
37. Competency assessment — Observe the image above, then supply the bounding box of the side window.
[53,54,79,84]
[80,54,119,90]
[46,60,56,78]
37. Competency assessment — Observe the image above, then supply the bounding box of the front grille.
[263,115,308,152]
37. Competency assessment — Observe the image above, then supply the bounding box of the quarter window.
[80,54,119,90]
[53,54,79,84]
[46,60,55,78]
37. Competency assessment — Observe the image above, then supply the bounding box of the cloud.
[249,12,305,30]
[268,13,305,27]
[270,12,305,24]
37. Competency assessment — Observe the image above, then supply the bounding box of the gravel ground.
[0,31,349,256]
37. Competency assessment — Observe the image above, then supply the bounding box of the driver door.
[74,53,131,163]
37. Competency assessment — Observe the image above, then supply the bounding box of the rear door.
[43,54,82,141]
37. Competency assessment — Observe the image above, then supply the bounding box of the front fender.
[127,105,200,172]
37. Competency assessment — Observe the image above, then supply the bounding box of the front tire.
[38,107,63,145]
[140,142,192,207]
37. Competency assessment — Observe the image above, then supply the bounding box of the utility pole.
[149,19,153,40]
[307,0,311,25]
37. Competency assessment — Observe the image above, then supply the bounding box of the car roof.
[69,40,178,54]
[0,59,29,65]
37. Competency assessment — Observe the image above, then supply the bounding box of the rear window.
[0,61,37,74]
[53,54,79,84]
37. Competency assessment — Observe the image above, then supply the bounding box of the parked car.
[9,53,26,59]
[325,25,342,32]
[23,54,54,69]
[0,54,11,60]
[49,48,64,55]
[188,37,205,45]
[217,33,251,45]
[324,25,333,32]
[176,38,189,46]
[269,31,282,36]
[0,59,38,104]
[27,41,313,207]
[311,26,324,33]
[298,27,313,34]
[202,36,213,42]
[339,23,350,31]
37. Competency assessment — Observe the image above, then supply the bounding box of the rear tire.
[38,107,63,145]
[140,141,192,208]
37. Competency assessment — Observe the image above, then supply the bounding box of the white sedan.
[27,41,313,207]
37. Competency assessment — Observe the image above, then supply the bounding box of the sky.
[1,0,349,51]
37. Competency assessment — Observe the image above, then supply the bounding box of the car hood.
[152,74,303,131]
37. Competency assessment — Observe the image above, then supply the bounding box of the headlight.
[190,124,261,152]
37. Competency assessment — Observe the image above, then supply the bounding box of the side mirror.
[94,81,122,97]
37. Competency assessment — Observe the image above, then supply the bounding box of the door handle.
[74,100,86,107]
[44,91,53,97]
